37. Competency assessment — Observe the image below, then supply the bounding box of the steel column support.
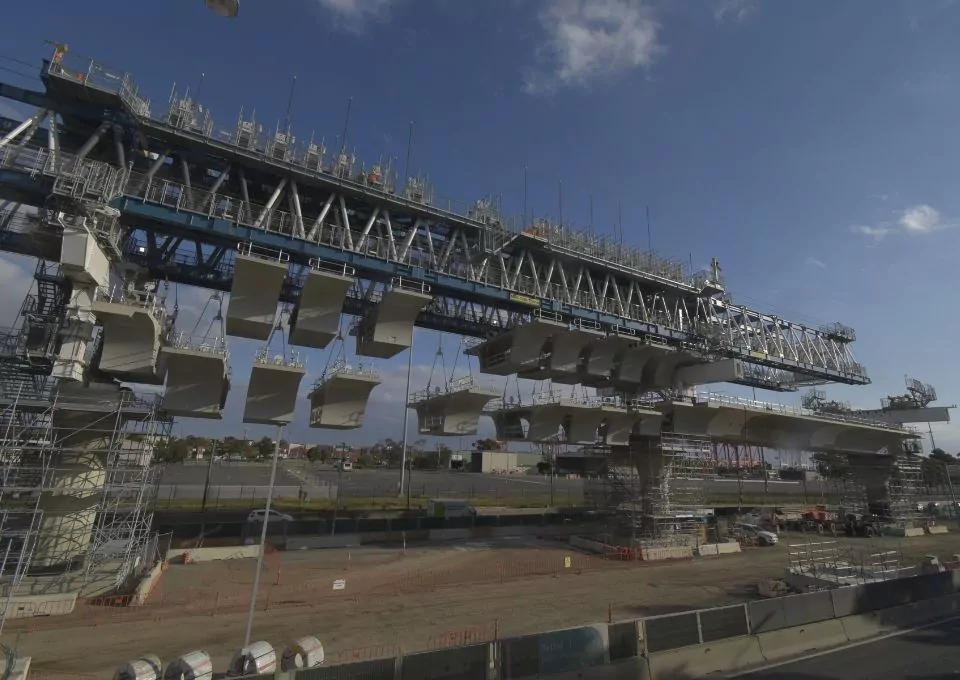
[254,178,287,228]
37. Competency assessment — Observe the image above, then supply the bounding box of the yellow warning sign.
[564,556,571,569]
[509,293,540,307]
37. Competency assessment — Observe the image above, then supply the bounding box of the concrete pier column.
[31,450,107,569]
[243,352,306,425]
[467,314,566,376]
[355,280,431,359]
[289,262,354,349]
[31,383,136,571]
[225,250,289,340]
[308,362,381,430]
[410,376,499,436]
[91,286,166,384]
[161,333,230,419]
[845,454,895,511]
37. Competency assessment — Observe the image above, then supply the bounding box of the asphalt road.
[739,617,960,679]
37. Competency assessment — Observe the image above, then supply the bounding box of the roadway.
[738,617,960,679]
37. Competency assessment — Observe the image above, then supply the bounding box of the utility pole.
[200,439,218,513]
[242,423,283,650]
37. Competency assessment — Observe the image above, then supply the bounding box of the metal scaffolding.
[586,433,715,546]
[0,377,170,609]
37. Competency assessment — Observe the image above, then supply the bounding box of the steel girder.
[0,51,869,391]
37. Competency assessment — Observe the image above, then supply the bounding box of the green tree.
[153,436,189,464]
[930,448,956,463]
[256,436,274,460]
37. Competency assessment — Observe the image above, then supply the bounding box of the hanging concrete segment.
[243,357,306,425]
[91,290,165,385]
[854,406,952,425]
[520,324,605,383]
[567,402,663,446]
[410,378,500,436]
[579,332,637,387]
[467,316,567,376]
[355,283,431,359]
[160,342,230,419]
[612,341,676,387]
[289,264,354,349]
[308,364,381,430]
[225,252,288,340]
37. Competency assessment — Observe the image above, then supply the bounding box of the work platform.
[670,393,916,454]
[308,361,380,430]
[467,314,567,376]
[160,332,230,420]
[289,262,355,349]
[242,351,306,425]
[355,280,431,359]
[91,286,166,384]
[409,376,500,436]
[225,249,289,341]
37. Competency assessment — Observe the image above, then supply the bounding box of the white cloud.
[313,0,395,28]
[899,203,944,234]
[804,257,826,269]
[713,0,756,22]
[852,203,953,240]
[526,0,661,94]
[851,225,891,240]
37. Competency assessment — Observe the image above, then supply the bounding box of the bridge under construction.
[0,44,952,621]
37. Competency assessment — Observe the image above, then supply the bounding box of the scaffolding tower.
[0,154,169,627]
[587,433,714,547]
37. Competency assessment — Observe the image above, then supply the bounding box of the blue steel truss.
[0,46,870,393]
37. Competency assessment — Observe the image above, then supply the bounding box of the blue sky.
[1,0,959,451]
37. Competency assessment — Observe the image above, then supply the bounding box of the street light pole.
[242,423,283,649]
[398,330,415,499]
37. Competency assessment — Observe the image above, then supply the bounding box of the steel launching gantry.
[0,46,869,397]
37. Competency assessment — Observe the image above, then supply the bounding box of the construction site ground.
[13,529,960,678]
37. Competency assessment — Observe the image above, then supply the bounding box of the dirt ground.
[13,530,960,678]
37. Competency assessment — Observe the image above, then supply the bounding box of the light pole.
[206,0,240,18]
[398,330,415,499]
[242,424,282,649]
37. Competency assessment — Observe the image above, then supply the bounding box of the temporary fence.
[153,483,583,510]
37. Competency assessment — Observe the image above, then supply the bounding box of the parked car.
[247,509,293,523]
[731,522,778,546]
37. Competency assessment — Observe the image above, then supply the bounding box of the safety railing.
[253,348,304,369]
[93,284,167,322]
[164,330,229,358]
